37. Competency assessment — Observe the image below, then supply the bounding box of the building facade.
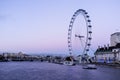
[95,45,120,63]
[95,32,120,63]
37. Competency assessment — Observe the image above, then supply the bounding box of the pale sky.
[0,0,120,55]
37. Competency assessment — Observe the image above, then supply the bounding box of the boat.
[83,64,97,69]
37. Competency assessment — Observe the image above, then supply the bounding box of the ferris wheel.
[68,9,92,56]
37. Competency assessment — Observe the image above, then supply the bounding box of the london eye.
[68,9,92,56]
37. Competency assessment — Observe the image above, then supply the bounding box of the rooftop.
[111,32,120,36]
[95,43,120,54]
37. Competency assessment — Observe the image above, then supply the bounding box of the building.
[2,52,28,61]
[110,32,120,46]
[95,32,120,63]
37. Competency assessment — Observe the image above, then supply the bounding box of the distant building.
[2,52,27,61]
[95,32,120,63]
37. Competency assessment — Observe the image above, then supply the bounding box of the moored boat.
[83,64,97,69]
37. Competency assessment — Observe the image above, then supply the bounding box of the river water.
[0,62,120,80]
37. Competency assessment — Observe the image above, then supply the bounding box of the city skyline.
[0,0,120,55]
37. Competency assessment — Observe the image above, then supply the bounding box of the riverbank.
[92,62,120,68]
